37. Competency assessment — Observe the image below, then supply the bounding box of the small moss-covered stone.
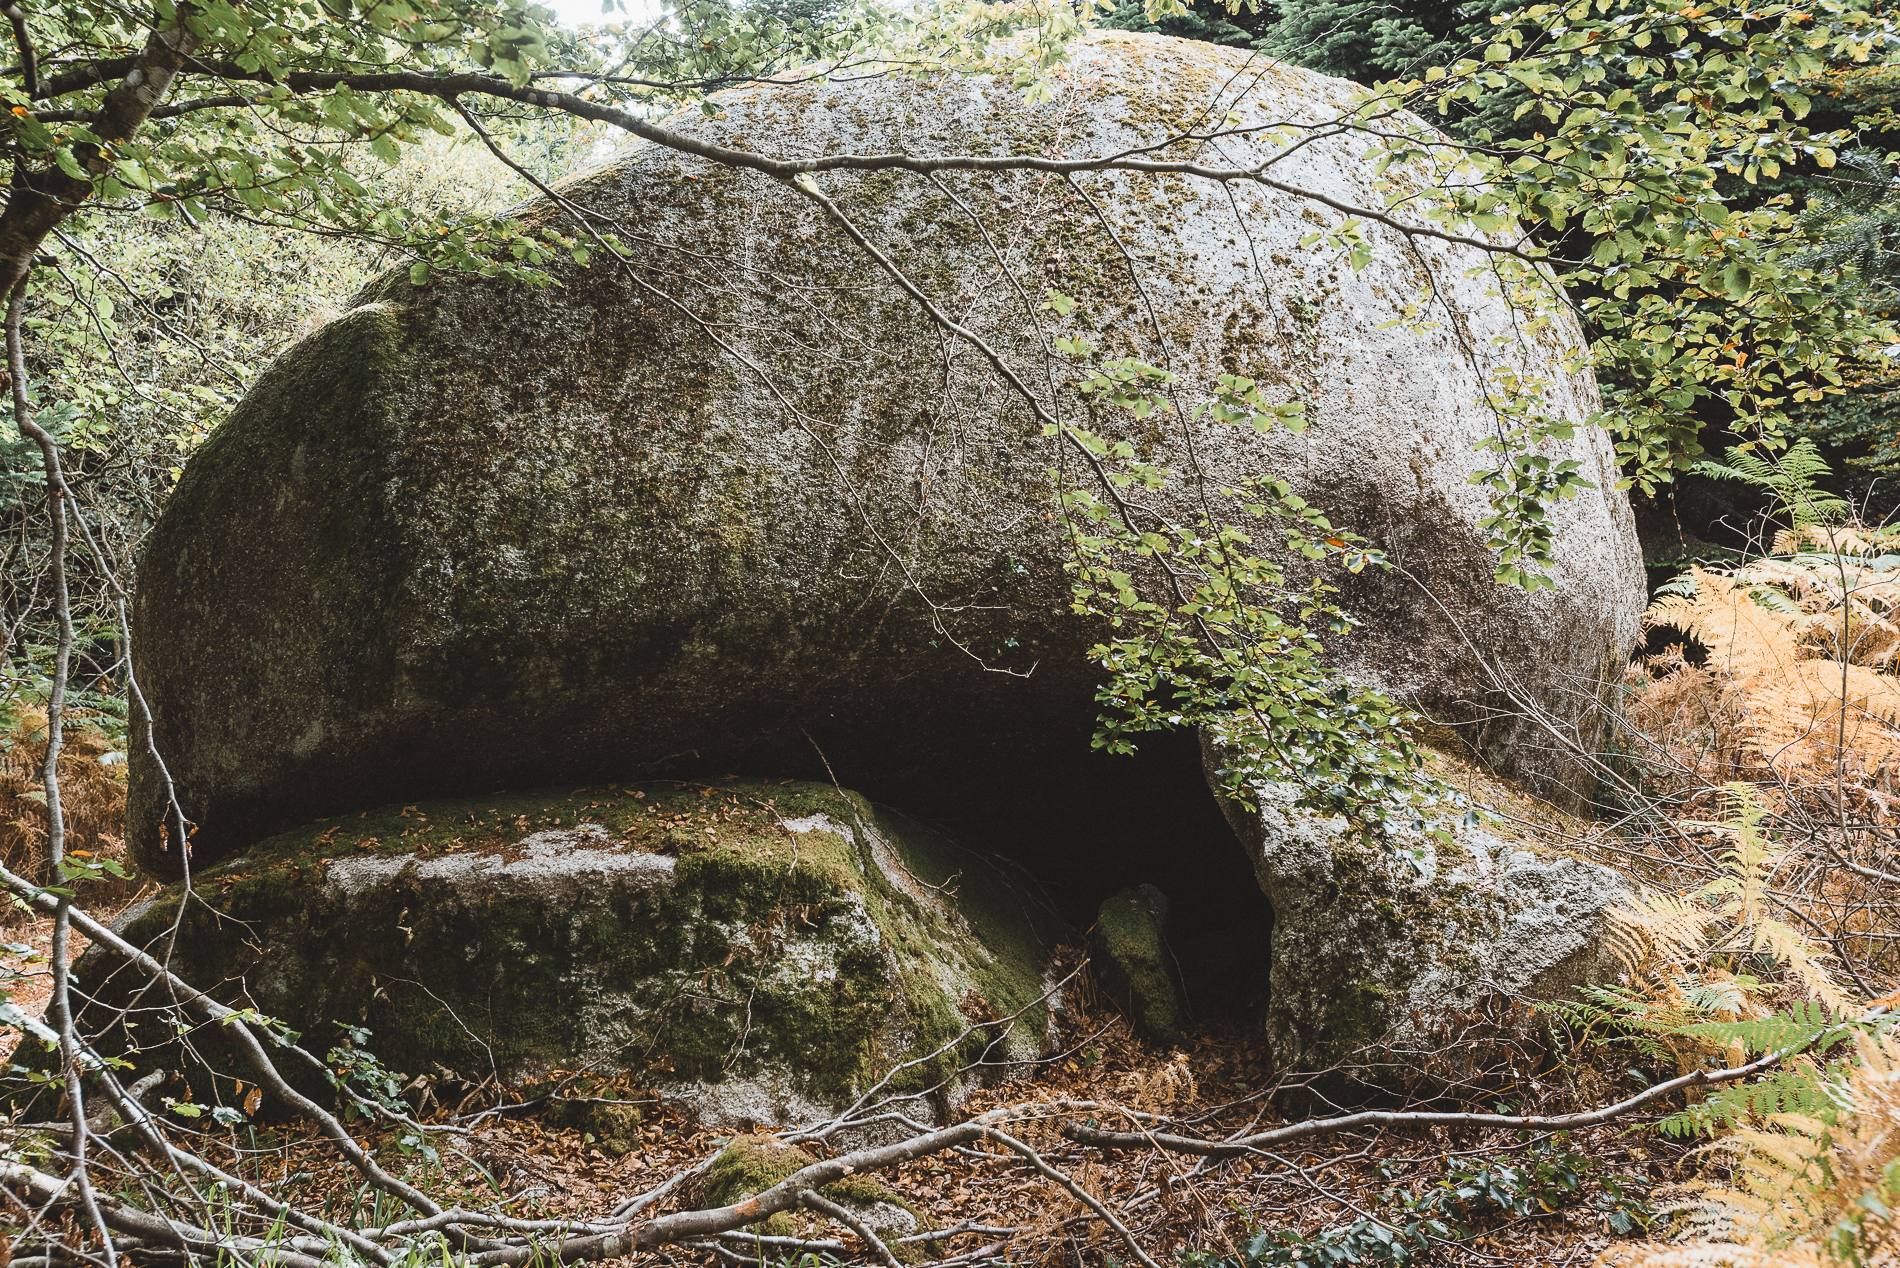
[546,1096,645,1156]
[701,1133,931,1257]
[1092,886,1185,1045]
[702,1133,808,1237]
[40,779,1064,1128]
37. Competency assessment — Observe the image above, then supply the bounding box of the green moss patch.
[701,1133,932,1257]
[47,779,1065,1122]
[1091,888,1184,1045]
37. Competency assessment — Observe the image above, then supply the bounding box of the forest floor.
[0,739,1723,1266]
[0,933,1679,1268]
[0,914,87,1064]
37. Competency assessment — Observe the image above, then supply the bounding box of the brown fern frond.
[1644,570,1900,783]
[1772,525,1900,557]
[1618,1029,1900,1266]
[0,706,136,922]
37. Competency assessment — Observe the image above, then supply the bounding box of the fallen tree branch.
[800,1190,903,1268]
[0,863,444,1220]
[1060,1032,1861,1155]
[8,1070,164,1143]
[1,1157,329,1268]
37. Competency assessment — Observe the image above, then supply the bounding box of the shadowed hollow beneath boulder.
[56,779,1064,1129]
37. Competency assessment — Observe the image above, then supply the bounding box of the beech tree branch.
[0,17,202,295]
[24,57,1552,266]
[5,4,37,99]
[1060,1026,1877,1156]
[0,862,445,1221]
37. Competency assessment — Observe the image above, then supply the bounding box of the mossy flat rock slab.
[129,31,1643,876]
[73,780,1062,1127]
[1202,734,1630,1072]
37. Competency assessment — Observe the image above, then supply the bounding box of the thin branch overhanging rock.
[25,52,1556,266]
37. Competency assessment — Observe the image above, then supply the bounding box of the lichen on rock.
[129,31,1644,882]
[58,779,1063,1128]
[1201,732,1630,1073]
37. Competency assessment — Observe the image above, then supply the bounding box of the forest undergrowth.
[0,948,1680,1268]
[1562,478,1900,1266]
[0,568,1886,1268]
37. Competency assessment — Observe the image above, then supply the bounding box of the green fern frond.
[1746,585,1804,614]
[1658,1062,1851,1138]
[1630,1034,1675,1062]
[1683,974,1766,1015]
[1691,438,1850,527]
[1682,1003,1851,1057]
[1652,571,1700,600]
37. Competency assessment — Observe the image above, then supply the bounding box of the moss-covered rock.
[700,1133,933,1256]
[1091,886,1184,1045]
[1201,734,1631,1073]
[53,779,1063,1128]
[128,31,1642,880]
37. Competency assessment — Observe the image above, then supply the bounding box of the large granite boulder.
[1202,733,1630,1072]
[59,780,1061,1127]
[129,31,1643,875]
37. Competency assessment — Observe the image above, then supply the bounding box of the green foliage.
[1100,0,1900,586]
[1795,148,1900,309]
[1255,0,1477,80]
[1047,297,1457,836]
[1469,368,1596,591]
[1684,1001,1858,1055]
[1785,376,1900,485]
[1693,435,1853,526]
[1,635,128,742]
[1071,0,1900,581]
[1180,1139,1654,1267]
[1095,0,1262,47]
[1545,782,1898,1144]
[1661,1059,1854,1138]
[325,1022,440,1158]
[1201,0,1885,585]
[6,0,1897,861]
[1552,989,1869,1136]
